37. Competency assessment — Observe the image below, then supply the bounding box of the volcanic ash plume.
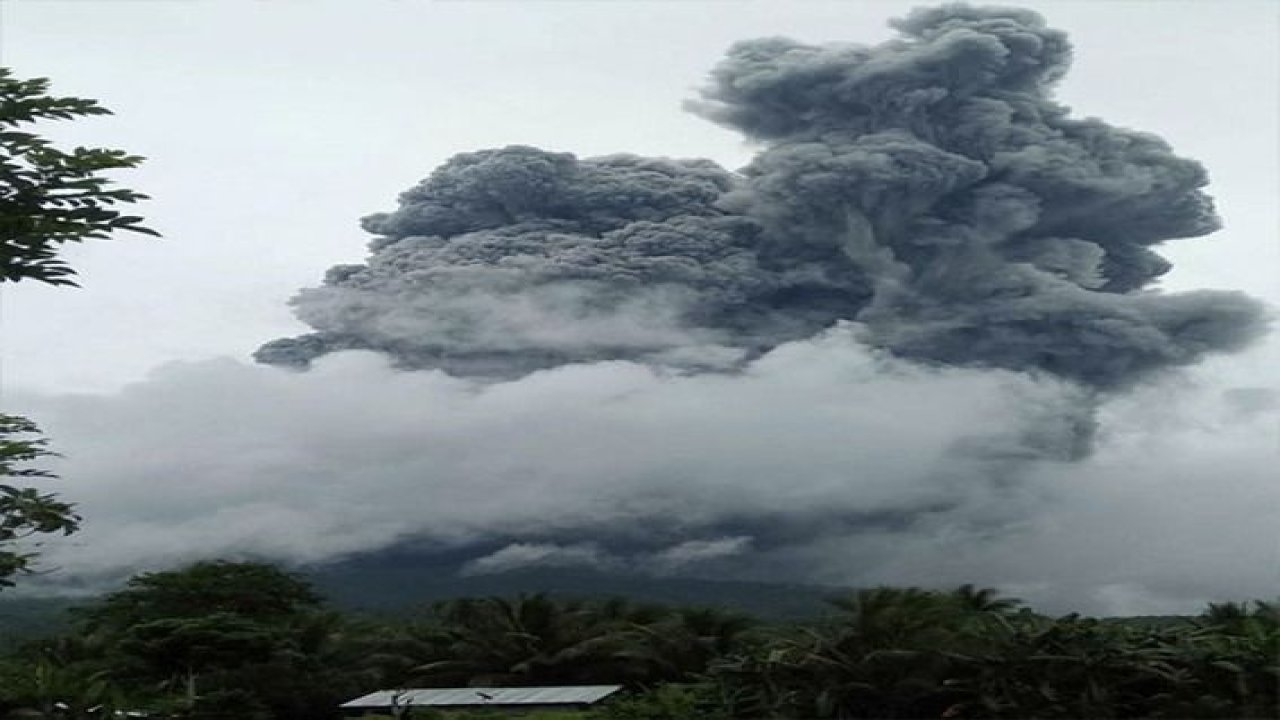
[256,3,1266,389]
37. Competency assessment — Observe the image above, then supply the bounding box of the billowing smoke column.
[256,4,1266,389]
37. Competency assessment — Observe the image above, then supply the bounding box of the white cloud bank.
[10,326,1278,615]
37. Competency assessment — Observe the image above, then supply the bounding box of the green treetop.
[1,66,158,286]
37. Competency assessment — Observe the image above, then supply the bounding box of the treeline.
[0,561,1275,719]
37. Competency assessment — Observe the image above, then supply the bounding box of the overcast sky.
[0,1,1276,614]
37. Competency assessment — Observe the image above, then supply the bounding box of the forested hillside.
[0,561,1274,719]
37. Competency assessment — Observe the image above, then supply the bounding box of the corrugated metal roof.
[341,685,623,708]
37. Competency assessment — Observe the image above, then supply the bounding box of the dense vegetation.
[0,561,1274,719]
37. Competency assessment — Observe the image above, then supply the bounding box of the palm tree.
[950,584,1023,615]
[1202,601,1252,632]
[824,587,960,651]
[1181,600,1280,718]
[615,605,758,683]
[19,648,130,720]
[406,594,644,686]
[709,587,974,718]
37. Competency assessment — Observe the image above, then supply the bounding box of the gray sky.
[0,1,1276,614]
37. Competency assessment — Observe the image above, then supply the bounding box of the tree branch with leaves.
[0,414,80,587]
[0,68,157,589]
[1,66,159,286]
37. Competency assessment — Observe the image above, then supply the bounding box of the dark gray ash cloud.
[257,4,1265,389]
[255,149,769,377]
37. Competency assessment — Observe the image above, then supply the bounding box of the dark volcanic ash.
[256,4,1265,389]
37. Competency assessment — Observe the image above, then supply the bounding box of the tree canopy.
[72,561,352,719]
[0,414,79,587]
[0,565,1276,719]
[80,560,322,629]
[1,66,158,286]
